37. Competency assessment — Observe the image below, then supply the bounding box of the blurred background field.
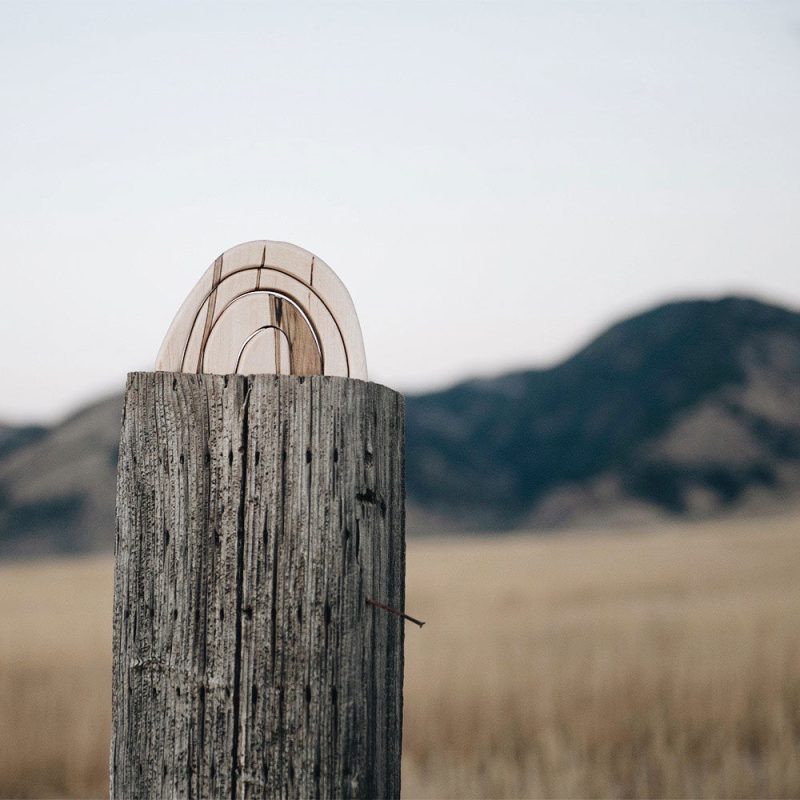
[2,514,798,799]
[2,4,800,798]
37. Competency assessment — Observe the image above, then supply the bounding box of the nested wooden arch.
[155,241,368,379]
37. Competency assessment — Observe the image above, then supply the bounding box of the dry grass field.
[1,515,799,798]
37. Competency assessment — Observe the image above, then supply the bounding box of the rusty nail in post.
[365,596,425,628]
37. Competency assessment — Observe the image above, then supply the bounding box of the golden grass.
[0,557,112,798]
[403,516,800,799]
[1,516,799,798]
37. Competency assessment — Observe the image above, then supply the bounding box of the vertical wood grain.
[112,373,405,799]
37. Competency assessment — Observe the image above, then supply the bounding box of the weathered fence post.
[111,243,406,799]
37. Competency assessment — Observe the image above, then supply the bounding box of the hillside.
[0,398,121,557]
[1,296,800,555]
[408,296,800,529]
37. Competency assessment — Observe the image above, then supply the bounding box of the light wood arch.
[155,241,368,379]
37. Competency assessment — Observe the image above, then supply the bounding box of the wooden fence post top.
[155,240,368,380]
[113,372,405,799]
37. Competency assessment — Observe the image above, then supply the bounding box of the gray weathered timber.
[112,373,405,800]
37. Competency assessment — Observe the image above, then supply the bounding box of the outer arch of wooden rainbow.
[155,241,368,380]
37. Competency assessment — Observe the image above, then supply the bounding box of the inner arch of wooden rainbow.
[155,241,368,379]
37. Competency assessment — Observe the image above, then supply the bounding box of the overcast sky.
[1,1,799,422]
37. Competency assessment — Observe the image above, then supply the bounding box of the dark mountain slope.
[0,423,47,461]
[0,396,121,556]
[406,297,800,528]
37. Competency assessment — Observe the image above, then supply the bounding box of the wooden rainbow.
[156,241,367,379]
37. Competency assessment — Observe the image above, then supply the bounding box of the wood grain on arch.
[155,241,367,379]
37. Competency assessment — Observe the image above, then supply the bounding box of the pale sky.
[1,1,799,423]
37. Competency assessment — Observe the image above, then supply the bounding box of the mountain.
[1,296,800,556]
[0,422,48,461]
[407,296,800,530]
[0,397,121,557]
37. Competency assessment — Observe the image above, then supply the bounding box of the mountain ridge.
[407,295,800,529]
[2,294,800,556]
